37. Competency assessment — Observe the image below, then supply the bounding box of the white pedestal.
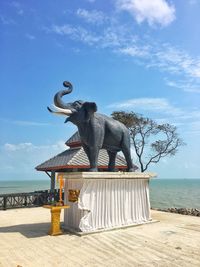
[63,172,156,234]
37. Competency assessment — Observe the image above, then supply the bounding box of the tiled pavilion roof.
[65,131,80,148]
[36,132,138,172]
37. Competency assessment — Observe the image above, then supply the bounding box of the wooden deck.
[0,208,200,267]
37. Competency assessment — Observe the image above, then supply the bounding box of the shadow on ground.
[0,222,52,238]
[0,222,74,238]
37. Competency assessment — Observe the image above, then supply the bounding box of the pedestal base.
[63,172,156,233]
[64,219,159,236]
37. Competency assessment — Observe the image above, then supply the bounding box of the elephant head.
[47,81,97,125]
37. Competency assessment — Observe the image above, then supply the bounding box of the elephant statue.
[48,81,135,172]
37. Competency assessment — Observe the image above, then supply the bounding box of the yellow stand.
[43,205,70,236]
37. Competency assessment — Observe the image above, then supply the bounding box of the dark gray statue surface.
[48,81,134,172]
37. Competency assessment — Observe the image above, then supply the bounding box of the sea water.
[150,179,200,209]
[0,180,53,194]
[0,179,200,209]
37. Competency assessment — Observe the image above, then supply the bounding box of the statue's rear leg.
[107,151,117,172]
[122,146,134,172]
[121,133,135,172]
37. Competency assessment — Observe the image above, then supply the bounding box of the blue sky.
[1,0,200,180]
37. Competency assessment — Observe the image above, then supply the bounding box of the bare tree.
[112,111,185,172]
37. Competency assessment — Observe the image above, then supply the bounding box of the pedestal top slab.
[63,171,156,180]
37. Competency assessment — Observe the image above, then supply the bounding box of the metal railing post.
[3,196,7,210]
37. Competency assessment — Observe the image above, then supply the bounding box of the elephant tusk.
[50,104,73,115]
[47,106,69,116]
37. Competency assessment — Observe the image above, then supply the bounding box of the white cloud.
[10,1,20,8]
[109,97,200,137]
[4,143,33,152]
[52,24,76,35]
[119,42,200,92]
[14,120,49,126]
[109,97,200,120]
[119,45,150,57]
[10,1,24,16]
[182,120,200,136]
[3,141,66,153]
[116,0,175,27]
[119,42,200,80]
[51,23,137,49]
[51,24,133,49]
[165,79,200,93]
[0,141,66,175]
[52,24,101,45]
[151,44,200,78]
[189,0,198,5]
[0,15,15,25]
[17,9,23,15]
[109,97,182,116]
[50,21,200,83]
[0,118,51,126]
[48,15,200,94]
[77,9,107,25]
[26,34,36,40]
[189,121,200,132]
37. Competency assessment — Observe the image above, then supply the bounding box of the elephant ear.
[83,102,97,121]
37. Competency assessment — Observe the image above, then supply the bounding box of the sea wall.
[152,207,200,217]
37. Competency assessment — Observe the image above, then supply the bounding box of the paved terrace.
[0,208,200,267]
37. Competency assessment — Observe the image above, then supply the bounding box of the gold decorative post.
[57,173,65,205]
[43,205,70,236]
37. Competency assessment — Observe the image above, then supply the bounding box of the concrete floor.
[0,207,200,267]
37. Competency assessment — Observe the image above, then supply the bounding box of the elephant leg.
[85,145,100,172]
[121,146,134,172]
[82,144,92,166]
[107,151,117,172]
[89,147,100,172]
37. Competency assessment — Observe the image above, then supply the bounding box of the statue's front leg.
[88,146,100,172]
[82,144,99,171]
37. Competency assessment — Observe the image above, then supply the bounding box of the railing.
[0,189,64,210]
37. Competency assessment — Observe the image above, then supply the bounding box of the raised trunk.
[54,81,73,109]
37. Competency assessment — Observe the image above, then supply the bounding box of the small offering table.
[43,205,70,236]
[63,172,156,234]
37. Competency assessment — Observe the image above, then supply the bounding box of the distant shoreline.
[1,179,200,210]
[1,178,200,181]
[152,207,200,217]
[0,189,200,217]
